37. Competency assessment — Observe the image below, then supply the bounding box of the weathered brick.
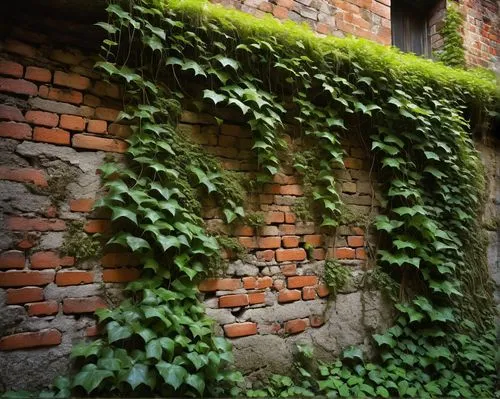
[199,278,242,292]
[31,251,74,269]
[256,250,275,261]
[282,236,300,248]
[56,271,94,286]
[224,322,257,338]
[0,250,25,269]
[0,166,47,186]
[302,286,316,300]
[219,294,249,308]
[273,5,289,19]
[335,247,355,259]
[279,224,296,235]
[275,248,306,262]
[0,121,31,139]
[102,268,140,283]
[238,237,258,249]
[26,300,59,316]
[288,275,318,288]
[95,107,119,121]
[242,277,257,289]
[101,252,139,268]
[344,157,363,169]
[6,287,44,304]
[259,226,279,236]
[25,110,59,127]
[38,85,82,104]
[59,114,85,131]
[265,211,285,224]
[87,119,107,134]
[304,234,322,247]
[220,124,251,138]
[63,296,107,314]
[234,225,254,236]
[83,94,101,107]
[0,329,61,351]
[6,216,65,231]
[347,235,364,247]
[0,60,23,78]
[279,185,303,195]
[356,247,366,260]
[278,289,301,303]
[34,127,70,145]
[54,71,91,90]
[248,292,265,304]
[85,325,100,337]
[258,236,281,249]
[310,315,325,327]
[91,81,121,99]
[342,181,357,194]
[284,318,308,334]
[0,270,55,287]
[73,134,127,153]
[313,248,326,260]
[0,104,25,122]
[5,39,37,58]
[84,219,110,233]
[25,66,51,83]
[256,276,273,289]
[280,263,297,276]
[317,283,330,297]
[284,212,296,223]
[69,198,95,212]
[107,123,132,138]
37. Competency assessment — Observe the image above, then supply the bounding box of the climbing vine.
[21,0,496,397]
[436,1,466,68]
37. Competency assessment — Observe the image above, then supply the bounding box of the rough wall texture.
[0,0,498,392]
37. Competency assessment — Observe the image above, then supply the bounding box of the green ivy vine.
[6,0,497,397]
[436,1,466,68]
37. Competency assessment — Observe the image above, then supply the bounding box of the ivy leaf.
[143,35,163,52]
[342,346,363,361]
[181,60,207,77]
[106,321,132,343]
[374,216,404,233]
[158,235,181,252]
[72,364,113,394]
[94,22,119,34]
[126,236,151,252]
[424,166,446,179]
[373,334,396,348]
[146,339,163,360]
[228,98,250,114]
[185,373,205,395]
[111,207,137,225]
[155,362,187,390]
[123,363,150,390]
[215,55,240,70]
[203,89,226,105]
[376,386,390,398]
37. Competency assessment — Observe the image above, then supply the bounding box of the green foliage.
[436,1,466,68]
[242,211,265,229]
[60,221,101,260]
[323,259,351,297]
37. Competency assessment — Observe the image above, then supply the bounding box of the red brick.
[371,1,390,19]
[317,283,330,298]
[278,289,301,303]
[69,198,95,212]
[255,250,274,262]
[258,1,273,11]
[34,127,70,145]
[63,296,107,314]
[242,277,257,289]
[234,225,254,236]
[0,329,61,351]
[56,271,94,286]
[282,236,299,248]
[313,248,326,260]
[263,184,281,194]
[279,224,296,235]
[219,294,249,308]
[224,322,257,338]
[304,234,322,247]
[356,247,366,260]
[92,81,121,99]
[6,216,65,231]
[199,278,242,292]
[273,5,289,18]
[101,252,139,268]
[275,248,306,262]
[288,275,318,288]
[84,94,101,107]
[72,134,127,153]
[25,66,51,83]
[347,235,364,247]
[285,212,296,223]
[26,300,59,316]
[343,157,363,169]
[85,325,100,337]
[102,268,140,283]
[54,71,91,90]
[335,247,355,259]
[284,318,308,334]
[258,236,281,249]
[248,292,265,304]
[38,85,82,105]
[352,227,364,235]
[239,237,258,249]
[25,110,59,127]
[316,23,329,35]
[280,263,297,276]
[0,60,23,78]
[256,276,273,289]
[0,121,32,139]
[0,270,55,287]
[0,104,25,122]
[17,238,37,250]
[6,287,43,304]
[87,119,107,134]
[95,107,119,122]
[59,114,85,131]
[84,219,110,233]
[259,226,279,236]
[108,123,132,138]
[279,185,303,196]
[0,250,25,269]
[0,166,48,186]
[310,315,324,327]
[265,211,285,224]
[31,251,74,269]
[5,39,37,58]
[303,286,316,300]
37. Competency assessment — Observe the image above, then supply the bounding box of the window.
[391,0,438,57]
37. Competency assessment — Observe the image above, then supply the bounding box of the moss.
[243,211,265,229]
[46,170,78,204]
[60,221,101,260]
[339,205,371,227]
